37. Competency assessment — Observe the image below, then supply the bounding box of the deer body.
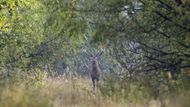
[90,54,101,91]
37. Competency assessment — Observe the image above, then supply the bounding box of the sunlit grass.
[0,75,189,107]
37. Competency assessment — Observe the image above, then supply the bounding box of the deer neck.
[92,61,99,69]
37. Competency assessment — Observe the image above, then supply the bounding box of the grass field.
[0,75,189,107]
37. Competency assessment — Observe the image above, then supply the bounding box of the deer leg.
[92,78,95,91]
[96,78,99,90]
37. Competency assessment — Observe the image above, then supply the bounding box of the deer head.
[90,50,103,64]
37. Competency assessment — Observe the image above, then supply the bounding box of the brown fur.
[90,55,101,91]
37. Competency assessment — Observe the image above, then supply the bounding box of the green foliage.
[0,0,46,75]
[0,0,190,106]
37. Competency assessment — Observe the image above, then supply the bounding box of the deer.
[89,51,103,91]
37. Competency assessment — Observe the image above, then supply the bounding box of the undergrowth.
[0,70,190,107]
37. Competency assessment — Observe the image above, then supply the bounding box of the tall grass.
[0,71,190,107]
[0,74,127,107]
[100,72,190,107]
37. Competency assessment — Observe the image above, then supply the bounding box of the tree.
[89,0,190,79]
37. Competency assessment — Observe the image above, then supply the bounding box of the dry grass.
[41,76,126,107]
[0,76,189,107]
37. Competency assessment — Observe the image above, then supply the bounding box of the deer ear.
[90,55,93,57]
[89,54,94,60]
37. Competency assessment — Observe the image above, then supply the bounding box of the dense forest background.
[0,0,190,107]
